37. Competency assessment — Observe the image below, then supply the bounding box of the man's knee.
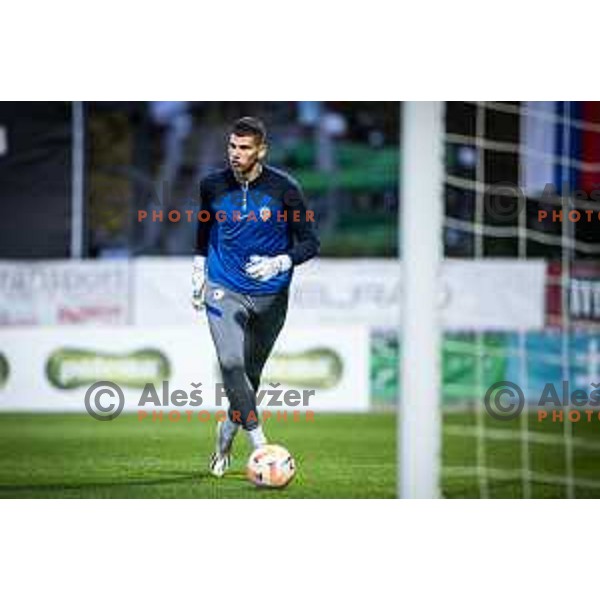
[219,352,245,374]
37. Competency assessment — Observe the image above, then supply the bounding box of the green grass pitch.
[442,410,600,498]
[0,413,395,499]
[1,410,600,498]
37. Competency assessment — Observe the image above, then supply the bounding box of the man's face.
[228,133,265,175]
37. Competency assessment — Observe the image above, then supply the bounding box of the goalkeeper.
[192,117,319,477]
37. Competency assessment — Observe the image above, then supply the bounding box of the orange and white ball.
[246,444,296,488]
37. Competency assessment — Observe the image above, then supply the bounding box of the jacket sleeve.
[195,178,213,256]
[286,179,320,266]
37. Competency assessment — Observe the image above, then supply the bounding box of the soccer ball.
[246,444,296,488]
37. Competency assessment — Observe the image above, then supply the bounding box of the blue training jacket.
[195,164,320,295]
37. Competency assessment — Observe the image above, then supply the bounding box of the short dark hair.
[231,116,267,144]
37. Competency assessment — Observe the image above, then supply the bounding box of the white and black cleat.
[209,452,231,478]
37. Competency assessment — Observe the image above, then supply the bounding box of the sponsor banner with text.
[134,258,546,331]
[0,260,130,326]
[0,324,369,413]
[0,258,546,331]
[371,330,600,407]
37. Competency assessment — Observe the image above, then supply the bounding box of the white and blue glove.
[191,255,206,310]
[245,254,292,282]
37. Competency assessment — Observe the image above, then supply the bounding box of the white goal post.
[399,102,444,499]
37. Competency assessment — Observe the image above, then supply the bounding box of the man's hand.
[191,255,206,310]
[245,254,292,282]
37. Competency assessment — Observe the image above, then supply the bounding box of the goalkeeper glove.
[191,255,206,310]
[244,254,292,282]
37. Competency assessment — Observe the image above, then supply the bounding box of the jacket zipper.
[241,181,249,214]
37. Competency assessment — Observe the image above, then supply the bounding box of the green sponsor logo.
[262,348,343,389]
[46,348,171,390]
[0,353,9,388]
[371,332,508,405]
[442,335,507,402]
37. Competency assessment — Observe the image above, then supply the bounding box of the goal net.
[401,101,600,498]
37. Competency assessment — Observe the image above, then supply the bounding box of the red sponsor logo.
[58,305,124,324]
[546,262,600,327]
